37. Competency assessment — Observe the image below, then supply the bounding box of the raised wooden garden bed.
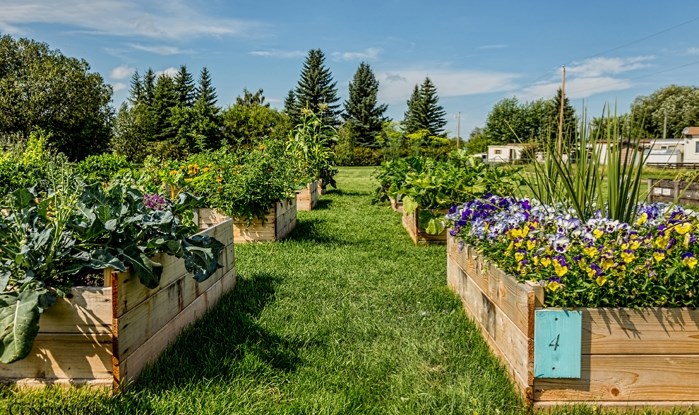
[389,196,403,213]
[0,219,236,390]
[648,179,699,207]
[197,199,296,243]
[446,237,699,410]
[296,181,320,211]
[402,208,447,245]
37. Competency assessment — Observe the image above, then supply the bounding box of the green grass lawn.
[0,167,694,414]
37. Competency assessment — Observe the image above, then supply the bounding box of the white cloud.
[129,43,189,55]
[111,82,128,92]
[478,44,507,50]
[685,47,699,55]
[0,0,261,40]
[110,65,135,80]
[156,66,179,78]
[249,49,306,59]
[377,69,519,104]
[566,56,653,77]
[518,77,632,101]
[331,47,381,61]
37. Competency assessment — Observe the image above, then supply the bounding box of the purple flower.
[144,193,169,211]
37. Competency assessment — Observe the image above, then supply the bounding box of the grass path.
[1,167,681,414]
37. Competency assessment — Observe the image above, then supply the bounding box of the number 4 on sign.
[534,309,582,379]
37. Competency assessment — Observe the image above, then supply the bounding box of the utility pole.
[456,112,461,148]
[558,65,566,158]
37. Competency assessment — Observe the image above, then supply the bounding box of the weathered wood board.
[0,219,236,391]
[197,199,296,243]
[296,181,319,211]
[446,236,699,409]
[402,207,447,245]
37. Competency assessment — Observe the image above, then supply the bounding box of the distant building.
[487,144,525,163]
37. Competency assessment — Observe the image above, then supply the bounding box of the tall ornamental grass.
[523,108,648,222]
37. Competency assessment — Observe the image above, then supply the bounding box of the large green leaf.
[183,235,224,282]
[118,244,162,289]
[0,288,44,364]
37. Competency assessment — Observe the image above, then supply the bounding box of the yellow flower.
[215,176,223,183]
[583,246,598,258]
[621,251,635,263]
[203,166,210,173]
[676,222,693,235]
[593,229,604,239]
[653,251,666,262]
[169,169,179,176]
[546,280,561,291]
[527,240,536,251]
[586,267,596,279]
[514,239,523,248]
[541,257,551,267]
[595,275,608,286]
[515,252,525,262]
[553,263,568,277]
[509,228,522,238]
[655,236,669,249]
[630,240,641,250]
[682,254,698,269]
[636,212,648,226]
[601,257,614,270]
[533,256,540,266]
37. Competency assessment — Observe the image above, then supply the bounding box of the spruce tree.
[152,74,178,143]
[294,49,341,126]
[403,85,422,134]
[236,88,269,107]
[192,67,221,150]
[284,89,300,126]
[129,71,143,105]
[195,67,218,109]
[403,77,447,136]
[342,62,388,147]
[143,68,156,106]
[549,87,577,146]
[173,65,196,107]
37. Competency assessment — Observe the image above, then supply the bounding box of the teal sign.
[534,309,582,379]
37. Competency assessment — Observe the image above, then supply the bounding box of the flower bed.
[0,219,236,390]
[446,194,699,409]
[447,237,699,409]
[197,199,296,243]
[296,181,320,211]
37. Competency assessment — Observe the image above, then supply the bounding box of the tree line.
[0,36,451,163]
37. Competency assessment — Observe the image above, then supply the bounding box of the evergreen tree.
[142,68,156,106]
[294,49,341,126]
[129,71,143,105]
[192,67,221,150]
[284,89,300,126]
[549,88,577,148]
[195,67,218,109]
[342,62,388,148]
[403,85,422,134]
[173,65,196,107]
[403,78,447,136]
[152,74,178,143]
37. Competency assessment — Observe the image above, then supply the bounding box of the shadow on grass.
[289,217,346,245]
[128,272,303,393]
[312,198,333,210]
[325,188,367,197]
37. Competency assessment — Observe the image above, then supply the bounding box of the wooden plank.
[39,287,112,334]
[534,355,699,402]
[584,308,699,355]
[117,270,231,386]
[457,266,530,394]
[462,260,536,335]
[534,400,699,411]
[0,334,112,381]
[402,208,447,245]
[115,247,234,360]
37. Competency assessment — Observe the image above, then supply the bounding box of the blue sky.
[2,0,699,138]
